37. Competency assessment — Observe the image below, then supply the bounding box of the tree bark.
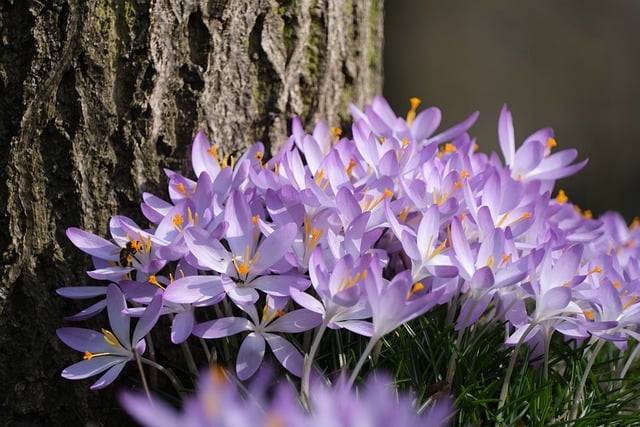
[0,0,383,424]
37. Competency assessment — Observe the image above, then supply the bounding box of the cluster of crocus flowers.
[58,96,640,424]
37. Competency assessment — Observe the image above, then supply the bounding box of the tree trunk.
[0,0,383,424]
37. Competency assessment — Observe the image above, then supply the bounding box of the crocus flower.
[57,284,163,389]
[498,105,587,186]
[192,295,321,379]
[121,366,453,427]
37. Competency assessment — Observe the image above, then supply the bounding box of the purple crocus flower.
[450,217,529,329]
[121,367,453,427]
[505,245,587,349]
[192,295,321,380]
[384,200,458,281]
[498,105,587,186]
[57,284,163,389]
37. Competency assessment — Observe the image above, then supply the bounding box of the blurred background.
[384,0,640,221]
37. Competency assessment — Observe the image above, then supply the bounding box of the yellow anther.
[207,145,218,159]
[613,280,621,289]
[588,266,602,275]
[255,151,264,166]
[262,304,286,323]
[473,143,479,152]
[406,97,421,125]
[177,182,190,197]
[149,275,166,290]
[83,351,95,360]
[500,211,531,228]
[346,158,357,176]
[383,188,393,198]
[460,212,467,222]
[378,136,386,144]
[252,215,260,225]
[623,295,638,311]
[486,255,495,269]
[500,254,511,267]
[337,270,368,292]
[102,329,122,349]
[460,169,471,180]
[172,213,185,232]
[186,207,199,227]
[330,127,342,141]
[398,207,410,222]
[583,210,593,219]
[631,217,640,230]
[406,282,425,299]
[444,143,457,153]
[556,189,568,204]
[314,169,325,187]
[233,245,259,279]
[427,236,448,260]
[454,181,462,190]
[546,137,557,148]
[401,137,410,148]
[583,310,594,320]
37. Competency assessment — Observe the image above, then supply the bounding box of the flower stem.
[569,339,605,421]
[498,323,537,413]
[301,321,329,403]
[134,350,152,403]
[141,357,185,397]
[347,336,379,390]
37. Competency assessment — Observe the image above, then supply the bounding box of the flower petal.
[192,317,252,339]
[264,333,304,377]
[236,332,265,380]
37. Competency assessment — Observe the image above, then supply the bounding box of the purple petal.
[171,311,195,344]
[264,333,304,377]
[183,228,232,274]
[498,105,515,165]
[289,287,325,314]
[57,327,115,353]
[61,356,124,380]
[253,223,297,274]
[90,362,127,389]
[87,266,131,280]
[132,291,164,344]
[141,192,172,224]
[541,286,572,312]
[428,111,479,145]
[66,228,118,261]
[119,392,183,427]
[164,275,225,304]
[470,266,495,289]
[191,130,221,178]
[106,284,130,348]
[513,140,544,174]
[192,317,252,339]
[224,282,259,306]
[56,286,108,299]
[505,323,539,345]
[339,319,374,337]
[411,107,441,140]
[251,274,302,297]
[267,309,322,333]
[236,332,265,380]
[450,217,474,278]
[64,299,107,321]
[224,190,253,255]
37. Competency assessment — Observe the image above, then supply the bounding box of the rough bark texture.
[0,0,383,425]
